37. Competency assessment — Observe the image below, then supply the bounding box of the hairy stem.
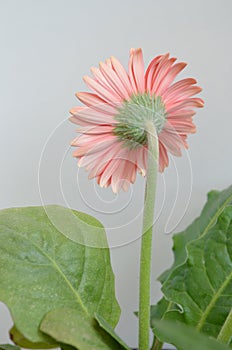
[139,122,159,350]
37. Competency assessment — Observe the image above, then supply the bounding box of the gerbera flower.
[70,48,204,193]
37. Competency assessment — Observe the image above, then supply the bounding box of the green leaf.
[95,314,131,350]
[0,345,21,350]
[151,185,232,345]
[40,307,128,350]
[10,326,56,349]
[152,319,231,350]
[156,206,232,344]
[160,184,232,282]
[150,298,170,320]
[0,206,120,344]
[150,299,183,350]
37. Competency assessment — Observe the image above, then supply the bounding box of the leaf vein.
[17,232,90,317]
[196,269,232,331]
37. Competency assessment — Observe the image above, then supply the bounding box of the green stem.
[151,338,163,350]
[139,122,159,350]
[217,308,232,344]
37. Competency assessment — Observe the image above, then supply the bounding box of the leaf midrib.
[15,231,90,317]
[161,195,232,322]
[200,196,232,238]
[196,269,232,331]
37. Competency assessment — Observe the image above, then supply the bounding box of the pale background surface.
[0,0,232,348]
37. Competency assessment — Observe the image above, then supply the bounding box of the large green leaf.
[160,184,232,282]
[153,206,232,345]
[151,185,232,346]
[40,307,127,350]
[0,206,120,344]
[152,319,231,350]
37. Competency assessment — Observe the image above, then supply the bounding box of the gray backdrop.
[1,0,232,348]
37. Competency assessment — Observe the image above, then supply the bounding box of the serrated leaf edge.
[159,195,232,323]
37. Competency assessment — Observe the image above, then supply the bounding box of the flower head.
[70,49,204,193]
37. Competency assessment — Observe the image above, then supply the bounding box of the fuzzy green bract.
[0,206,120,348]
[113,94,166,149]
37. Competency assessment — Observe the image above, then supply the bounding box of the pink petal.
[98,146,137,192]
[128,48,145,93]
[90,66,111,89]
[128,49,139,93]
[69,107,101,126]
[72,133,115,147]
[99,158,122,189]
[117,161,136,192]
[87,143,122,178]
[157,62,187,96]
[70,106,115,125]
[83,75,122,104]
[69,113,95,126]
[72,135,117,157]
[163,85,202,105]
[145,54,163,92]
[148,54,169,93]
[168,109,196,119]
[128,164,137,184]
[162,78,197,99]
[119,150,138,190]
[159,127,186,156]
[122,180,130,192]
[111,160,127,192]
[97,174,111,188]
[76,125,114,135]
[159,141,169,172]
[136,146,147,176]
[72,144,92,157]
[105,58,112,68]
[166,97,204,114]
[151,56,177,95]
[132,48,145,93]
[111,150,138,192]
[76,92,119,115]
[166,118,196,134]
[123,149,138,182]
[110,56,133,95]
[99,61,130,100]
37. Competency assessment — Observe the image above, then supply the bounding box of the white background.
[0,0,232,348]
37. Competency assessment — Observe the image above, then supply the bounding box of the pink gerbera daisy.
[70,48,204,193]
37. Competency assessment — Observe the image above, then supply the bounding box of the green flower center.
[113,93,167,149]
